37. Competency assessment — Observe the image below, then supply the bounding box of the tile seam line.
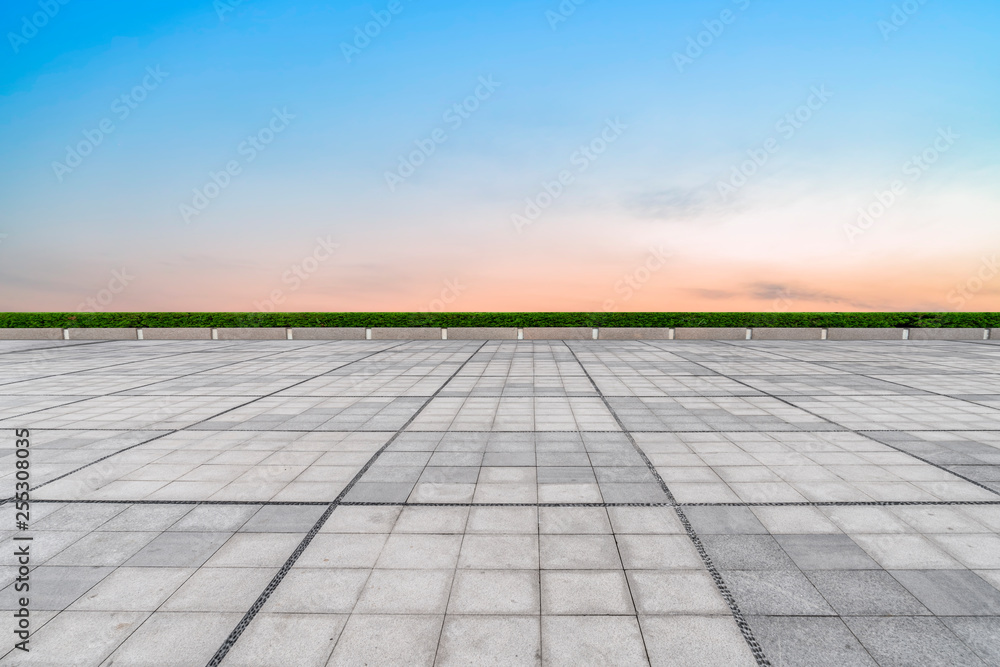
[563,341,771,667]
[664,340,1000,499]
[204,339,488,667]
[1,341,387,504]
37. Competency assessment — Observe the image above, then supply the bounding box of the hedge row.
[0,312,997,328]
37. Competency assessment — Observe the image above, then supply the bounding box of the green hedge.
[0,312,996,328]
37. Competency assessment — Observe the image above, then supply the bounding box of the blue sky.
[1,0,998,311]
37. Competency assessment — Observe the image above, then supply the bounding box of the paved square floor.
[1,338,999,665]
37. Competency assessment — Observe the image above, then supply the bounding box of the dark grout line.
[564,341,772,667]
[204,340,488,667]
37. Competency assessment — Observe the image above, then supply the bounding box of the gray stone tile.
[845,616,989,667]
[8,610,148,665]
[543,616,647,666]
[627,570,729,615]
[103,611,244,666]
[890,569,1000,615]
[640,615,757,667]
[701,535,797,570]
[0,566,113,611]
[447,569,540,614]
[942,617,1000,666]
[683,506,769,535]
[437,615,541,666]
[805,570,931,616]
[722,570,835,616]
[541,570,635,615]
[124,531,232,568]
[223,613,348,667]
[775,534,880,570]
[748,616,877,667]
[262,568,369,613]
[354,569,453,614]
[326,614,443,667]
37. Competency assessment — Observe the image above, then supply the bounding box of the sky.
[1,0,998,313]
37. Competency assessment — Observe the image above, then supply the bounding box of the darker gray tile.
[722,570,834,615]
[125,532,231,567]
[342,482,414,503]
[597,483,669,503]
[747,616,876,667]
[593,467,656,483]
[845,616,988,667]
[702,535,797,570]
[775,534,879,570]
[943,618,1000,666]
[0,566,113,611]
[428,452,484,467]
[683,506,768,535]
[805,570,931,616]
[240,505,326,533]
[482,453,534,466]
[362,465,424,483]
[418,466,480,483]
[536,452,592,466]
[536,467,597,484]
[890,570,1000,616]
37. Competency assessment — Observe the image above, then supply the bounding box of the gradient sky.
[1,0,999,313]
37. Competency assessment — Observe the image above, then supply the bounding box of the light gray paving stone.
[942,618,1000,666]
[354,569,454,614]
[543,616,648,666]
[6,610,148,665]
[223,613,348,667]
[262,568,370,613]
[437,615,541,666]
[446,569,540,614]
[640,615,758,667]
[326,614,443,667]
[102,611,243,666]
[627,570,730,615]
[69,567,194,612]
[540,570,635,615]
